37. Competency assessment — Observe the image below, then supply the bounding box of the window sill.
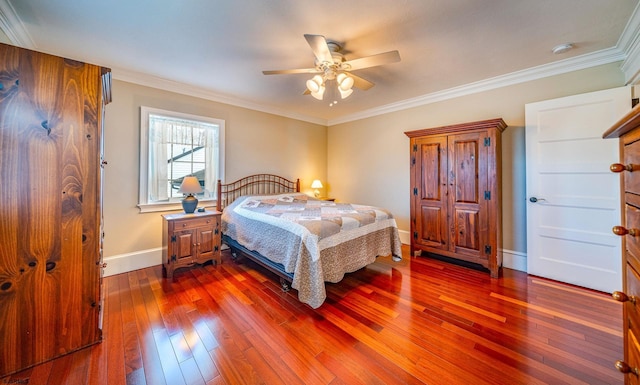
[137,199,217,213]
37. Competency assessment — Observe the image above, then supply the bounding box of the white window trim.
[138,106,225,213]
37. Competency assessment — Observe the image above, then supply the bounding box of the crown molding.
[328,47,626,125]
[619,1,640,85]
[112,68,329,126]
[0,0,35,48]
[116,47,625,128]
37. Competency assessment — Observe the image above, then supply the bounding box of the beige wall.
[102,80,326,258]
[326,62,626,254]
[103,62,625,267]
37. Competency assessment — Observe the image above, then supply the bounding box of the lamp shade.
[337,73,354,91]
[307,75,325,100]
[178,176,203,194]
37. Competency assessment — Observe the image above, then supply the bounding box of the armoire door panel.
[419,206,447,248]
[449,134,481,204]
[452,208,481,254]
[414,137,448,250]
[419,141,445,200]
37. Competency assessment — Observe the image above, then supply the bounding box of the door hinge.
[484,245,492,254]
[413,143,417,152]
[413,187,418,196]
[484,191,491,200]
[484,137,491,147]
[171,235,177,242]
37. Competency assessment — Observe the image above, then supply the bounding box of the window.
[139,107,225,212]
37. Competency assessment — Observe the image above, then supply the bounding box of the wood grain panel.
[0,42,109,376]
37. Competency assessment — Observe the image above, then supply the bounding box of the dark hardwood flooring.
[1,245,623,384]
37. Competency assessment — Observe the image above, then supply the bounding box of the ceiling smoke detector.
[552,43,574,54]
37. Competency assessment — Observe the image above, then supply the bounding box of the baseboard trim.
[102,237,527,276]
[502,248,527,272]
[103,248,162,277]
[398,229,410,245]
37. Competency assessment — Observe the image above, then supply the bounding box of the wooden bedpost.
[216,179,222,211]
[296,179,300,192]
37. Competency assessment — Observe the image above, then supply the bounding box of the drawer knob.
[615,360,639,375]
[612,291,637,304]
[610,163,634,173]
[612,226,638,237]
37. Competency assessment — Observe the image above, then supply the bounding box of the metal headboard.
[216,174,300,211]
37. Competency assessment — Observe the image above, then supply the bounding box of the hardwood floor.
[1,245,623,384]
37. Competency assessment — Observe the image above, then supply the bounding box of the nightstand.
[162,210,222,278]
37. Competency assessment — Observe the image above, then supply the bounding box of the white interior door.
[525,86,631,293]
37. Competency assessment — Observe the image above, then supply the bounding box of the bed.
[216,174,402,308]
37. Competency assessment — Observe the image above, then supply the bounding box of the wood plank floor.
[2,245,624,384]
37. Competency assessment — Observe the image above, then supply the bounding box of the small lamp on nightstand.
[178,176,203,213]
[311,179,323,198]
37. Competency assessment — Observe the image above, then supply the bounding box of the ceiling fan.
[262,34,401,104]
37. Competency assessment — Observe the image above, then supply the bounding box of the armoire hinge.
[171,235,177,242]
[413,187,418,195]
[171,254,176,261]
[485,245,492,254]
[412,157,416,165]
[484,137,491,146]
[413,232,418,239]
[413,143,417,152]
[484,191,491,200]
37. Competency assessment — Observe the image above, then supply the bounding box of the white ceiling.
[1,0,639,125]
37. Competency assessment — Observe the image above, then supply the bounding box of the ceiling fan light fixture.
[337,73,354,91]
[310,84,325,100]
[339,87,353,99]
[306,75,324,93]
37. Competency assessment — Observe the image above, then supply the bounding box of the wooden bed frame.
[216,174,300,290]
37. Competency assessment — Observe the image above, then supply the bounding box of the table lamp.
[178,176,203,213]
[311,179,323,198]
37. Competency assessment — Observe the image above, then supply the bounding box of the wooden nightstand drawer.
[173,215,219,231]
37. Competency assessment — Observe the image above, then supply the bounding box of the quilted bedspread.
[221,193,402,308]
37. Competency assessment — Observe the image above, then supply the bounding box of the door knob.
[529,197,546,203]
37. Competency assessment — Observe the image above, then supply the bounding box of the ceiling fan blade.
[343,50,401,71]
[304,34,334,63]
[349,73,375,90]
[263,68,321,75]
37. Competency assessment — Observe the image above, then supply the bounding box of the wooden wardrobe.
[0,43,111,376]
[405,118,505,278]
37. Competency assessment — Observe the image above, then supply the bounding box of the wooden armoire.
[405,118,505,278]
[0,43,111,376]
